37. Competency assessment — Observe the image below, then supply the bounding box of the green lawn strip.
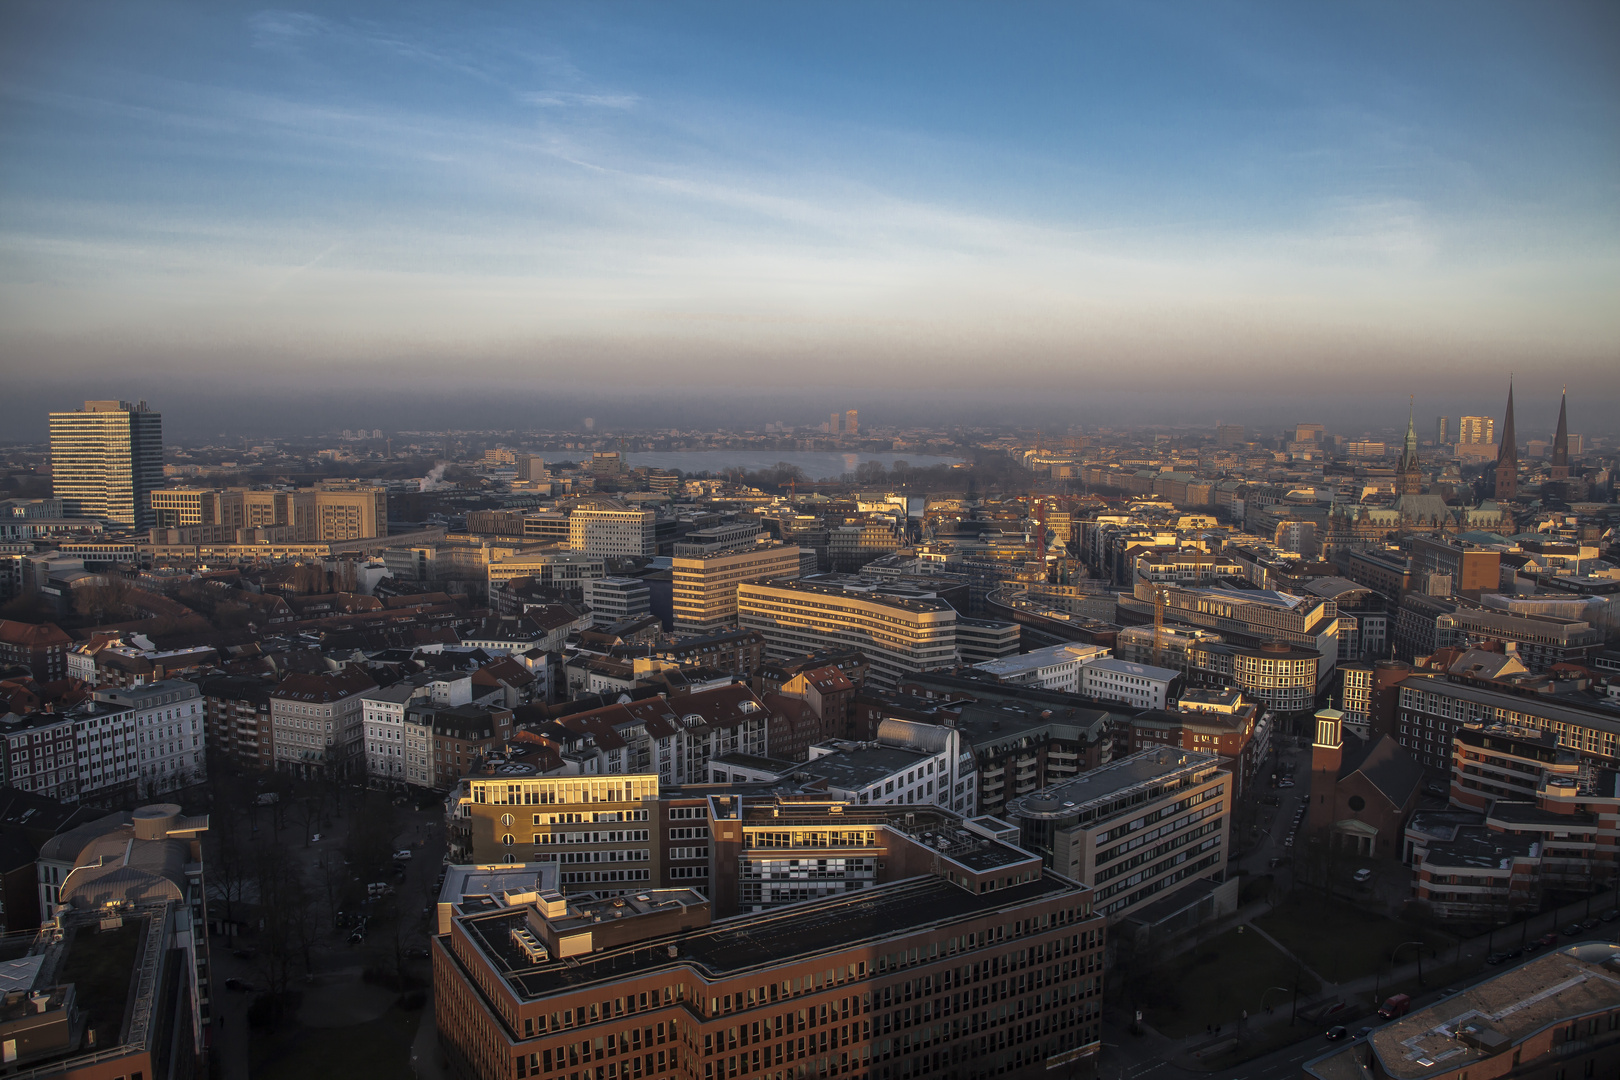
[1255,899,1453,984]
[1139,928,1318,1039]
[251,1004,422,1080]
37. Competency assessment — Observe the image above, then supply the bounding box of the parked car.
[231,948,257,960]
[393,849,413,861]
[1583,918,1601,931]
[1278,779,1295,788]
[1486,952,1507,965]
[1377,994,1412,1020]
[310,833,322,843]
[1353,869,1374,883]
[1564,923,1586,937]
[1603,909,1620,923]
[1537,933,1559,947]
[1325,1026,1350,1041]
[225,978,254,992]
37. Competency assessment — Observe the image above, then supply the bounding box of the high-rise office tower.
[1458,415,1495,445]
[48,400,163,529]
[845,408,858,436]
[829,411,841,435]
[1435,416,1449,444]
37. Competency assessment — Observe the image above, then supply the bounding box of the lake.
[532,450,965,480]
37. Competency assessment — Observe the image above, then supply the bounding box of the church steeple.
[1495,377,1518,500]
[1550,385,1570,481]
[1396,396,1422,496]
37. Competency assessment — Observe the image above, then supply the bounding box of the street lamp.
[1393,940,1426,988]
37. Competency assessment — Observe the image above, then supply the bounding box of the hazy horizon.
[3,2,1617,431]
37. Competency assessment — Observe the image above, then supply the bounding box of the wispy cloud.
[519,90,639,110]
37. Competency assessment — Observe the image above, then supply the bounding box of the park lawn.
[1256,898,1453,984]
[1140,927,1317,1038]
[252,1003,422,1080]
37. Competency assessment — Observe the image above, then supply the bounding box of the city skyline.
[2,1,1618,432]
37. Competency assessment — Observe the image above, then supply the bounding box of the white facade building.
[87,680,206,798]
[1079,657,1181,711]
[971,642,1110,694]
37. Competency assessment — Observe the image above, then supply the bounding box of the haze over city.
[3,1,1618,436]
[3,8,1620,1080]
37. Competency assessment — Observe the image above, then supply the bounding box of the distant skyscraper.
[845,409,858,436]
[1435,416,1449,444]
[830,411,842,435]
[1458,415,1495,445]
[48,400,163,529]
[1494,379,1518,501]
[1549,386,1570,481]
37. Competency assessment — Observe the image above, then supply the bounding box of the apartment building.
[738,578,958,688]
[270,667,377,780]
[425,702,517,791]
[0,619,73,682]
[150,482,387,541]
[434,858,1105,1080]
[534,684,774,787]
[570,503,658,558]
[0,710,78,802]
[197,673,275,772]
[90,680,207,798]
[673,545,805,634]
[1006,749,1230,920]
[49,399,164,528]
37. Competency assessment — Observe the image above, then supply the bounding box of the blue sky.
[1,1,1616,430]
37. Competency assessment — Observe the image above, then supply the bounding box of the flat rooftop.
[1006,748,1225,822]
[1307,943,1620,1080]
[805,744,937,790]
[456,872,1080,1001]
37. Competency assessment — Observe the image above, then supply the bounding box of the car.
[1325,1026,1349,1041]
[406,946,430,959]
[231,947,257,960]
[1377,994,1412,1019]
[1486,952,1507,965]
[1603,909,1620,923]
[1353,869,1374,883]
[1505,947,1522,959]
[225,978,254,992]
[1584,918,1601,931]
[1278,779,1295,788]
[310,833,322,843]
[348,931,365,945]
[1356,1027,1375,1039]
[1564,923,1586,937]
[393,849,413,861]
[1285,837,1294,847]
[1538,933,1559,947]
